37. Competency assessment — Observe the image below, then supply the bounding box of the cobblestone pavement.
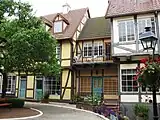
[25,102,106,120]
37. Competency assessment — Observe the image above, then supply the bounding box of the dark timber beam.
[61,70,71,99]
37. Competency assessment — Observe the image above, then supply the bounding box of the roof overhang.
[105,10,160,19]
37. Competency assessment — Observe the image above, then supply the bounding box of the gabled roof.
[78,17,111,40]
[52,13,69,25]
[41,8,90,40]
[105,0,160,18]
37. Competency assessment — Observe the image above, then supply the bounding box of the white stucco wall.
[112,14,158,56]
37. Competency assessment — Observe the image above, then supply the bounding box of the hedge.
[7,98,25,108]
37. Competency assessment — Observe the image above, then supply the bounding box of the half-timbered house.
[40,4,90,101]
[73,17,119,109]
[105,0,160,118]
[0,4,90,101]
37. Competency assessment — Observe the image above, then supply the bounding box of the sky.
[20,0,108,18]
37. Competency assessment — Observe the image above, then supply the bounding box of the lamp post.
[139,27,159,120]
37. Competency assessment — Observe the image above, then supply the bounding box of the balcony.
[73,49,112,64]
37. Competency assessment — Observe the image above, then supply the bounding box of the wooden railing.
[73,49,112,64]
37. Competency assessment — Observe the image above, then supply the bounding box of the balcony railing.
[73,49,112,64]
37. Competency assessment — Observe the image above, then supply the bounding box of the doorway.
[19,76,27,98]
[92,77,103,98]
[35,76,43,100]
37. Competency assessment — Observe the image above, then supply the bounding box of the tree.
[0,0,60,97]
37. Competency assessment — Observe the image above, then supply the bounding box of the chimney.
[62,3,71,14]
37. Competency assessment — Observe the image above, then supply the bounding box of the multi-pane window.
[138,17,155,36]
[94,42,103,56]
[54,21,62,33]
[83,42,92,57]
[121,69,138,92]
[44,76,60,95]
[56,44,60,60]
[7,76,16,93]
[118,20,135,42]
[83,42,104,57]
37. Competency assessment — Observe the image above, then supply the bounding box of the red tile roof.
[105,0,160,18]
[41,8,89,40]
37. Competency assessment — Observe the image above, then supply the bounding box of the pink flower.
[140,58,148,63]
[133,76,138,81]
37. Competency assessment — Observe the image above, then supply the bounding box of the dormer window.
[54,21,63,33]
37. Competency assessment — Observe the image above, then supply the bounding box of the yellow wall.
[16,76,19,89]
[49,95,60,99]
[27,76,34,88]
[61,41,71,59]
[61,60,70,67]
[62,70,71,87]
[26,90,33,98]
[62,89,71,99]
[61,40,71,67]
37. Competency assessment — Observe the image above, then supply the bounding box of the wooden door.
[92,77,103,97]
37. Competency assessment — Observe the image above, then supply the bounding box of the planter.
[41,99,49,103]
[76,102,97,111]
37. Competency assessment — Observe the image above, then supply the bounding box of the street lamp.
[139,27,159,120]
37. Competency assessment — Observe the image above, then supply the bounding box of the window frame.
[83,42,92,57]
[44,76,61,95]
[0,75,16,94]
[118,19,135,42]
[137,16,156,38]
[56,43,61,64]
[120,69,139,93]
[94,42,103,57]
[54,21,63,33]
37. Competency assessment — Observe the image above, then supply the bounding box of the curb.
[26,102,109,120]
[0,107,43,120]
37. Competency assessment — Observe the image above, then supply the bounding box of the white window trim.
[54,21,63,33]
[137,16,156,37]
[118,19,135,43]
[83,42,92,57]
[120,64,139,93]
[94,42,103,57]
[83,42,104,58]
[0,75,16,94]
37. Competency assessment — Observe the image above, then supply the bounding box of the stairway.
[103,95,120,112]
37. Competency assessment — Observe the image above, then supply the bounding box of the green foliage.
[0,0,60,75]
[43,92,50,99]
[136,58,160,88]
[0,0,60,97]
[133,103,149,120]
[84,94,101,105]
[72,94,84,103]
[7,98,25,108]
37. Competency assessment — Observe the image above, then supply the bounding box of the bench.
[0,98,12,108]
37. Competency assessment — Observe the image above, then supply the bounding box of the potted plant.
[41,92,50,103]
[133,103,149,120]
[134,57,160,88]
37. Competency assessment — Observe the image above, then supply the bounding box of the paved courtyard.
[25,102,107,120]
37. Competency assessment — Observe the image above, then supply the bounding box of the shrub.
[72,94,84,103]
[84,93,101,105]
[133,103,149,120]
[43,92,50,99]
[7,98,25,108]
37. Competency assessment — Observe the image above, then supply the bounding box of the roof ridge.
[42,7,88,17]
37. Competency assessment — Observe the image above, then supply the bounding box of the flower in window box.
[135,57,160,88]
